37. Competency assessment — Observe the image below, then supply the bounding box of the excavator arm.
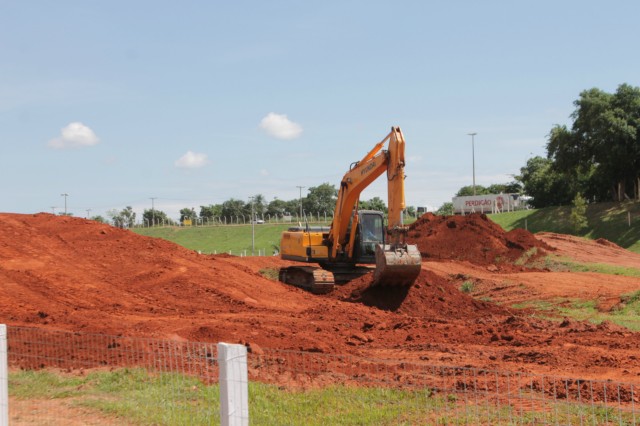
[327,126,421,286]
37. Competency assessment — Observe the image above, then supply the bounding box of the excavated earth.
[1,212,640,387]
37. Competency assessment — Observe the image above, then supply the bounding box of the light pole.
[296,186,305,221]
[150,197,157,226]
[467,133,477,196]
[60,193,69,215]
[86,208,91,219]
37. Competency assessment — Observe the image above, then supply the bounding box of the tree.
[180,208,197,223]
[90,215,106,223]
[517,156,573,208]
[487,181,522,194]
[266,198,288,218]
[142,209,174,226]
[108,206,136,228]
[303,183,337,216]
[570,192,588,233]
[436,202,454,215]
[359,196,387,212]
[199,204,222,221]
[456,185,489,196]
[221,199,246,223]
[247,194,267,220]
[547,84,640,201]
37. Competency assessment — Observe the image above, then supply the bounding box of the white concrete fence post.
[218,342,249,426]
[0,325,8,426]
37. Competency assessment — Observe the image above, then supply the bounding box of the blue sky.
[2,1,639,220]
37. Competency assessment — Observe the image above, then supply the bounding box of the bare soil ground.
[1,212,639,386]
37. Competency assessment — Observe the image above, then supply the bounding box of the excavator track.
[371,243,422,287]
[278,266,335,294]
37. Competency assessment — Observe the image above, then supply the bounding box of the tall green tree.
[436,202,454,215]
[266,198,288,218]
[108,206,136,228]
[456,185,489,196]
[517,156,574,208]
[180,208,197,223]
[359,196,387,212]
[221,199,247,223]
[142,209,174,226]
[302,183,337,215]
[199,204,222,220]
[547,84,640,201]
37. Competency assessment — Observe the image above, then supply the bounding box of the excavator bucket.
[372,243,422,287]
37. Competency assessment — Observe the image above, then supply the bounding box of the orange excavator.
[279,126,422,293]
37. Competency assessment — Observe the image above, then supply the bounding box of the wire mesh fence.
[7,326,220,425]
[249,348,640,425]
[6,326,640,425]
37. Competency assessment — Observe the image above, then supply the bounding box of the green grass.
[134,222,300,255]
[459,280,474,293]
[10,369,635,425]
[10,368,219,425]
[489,200,640,253]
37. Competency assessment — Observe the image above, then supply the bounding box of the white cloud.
[259,112,302,140]
[48,122,100,149]
[175,151,209,169]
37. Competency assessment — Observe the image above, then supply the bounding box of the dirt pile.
[330,269,507,320]
[0,213,315,335]
[1,212,640,384]
[407,213,551,266]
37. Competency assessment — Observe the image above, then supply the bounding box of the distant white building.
[452,194,531,215]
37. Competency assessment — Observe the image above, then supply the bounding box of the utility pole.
[86,208,91,219]
[60,193,69,215]
[296,186,305,220]
[467,133,477,196]
[51,206,57,215]
[150,197,157,226]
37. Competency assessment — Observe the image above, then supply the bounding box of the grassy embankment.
[488,200,640,253]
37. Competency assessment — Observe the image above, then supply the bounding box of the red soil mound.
[330,269,507,319]
[1,213,640,385]
[407,213,551,267]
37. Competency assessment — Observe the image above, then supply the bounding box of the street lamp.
[296,186,306,221]
[467,133,477,196]
[60,193,69,215]
[150,197,157,226]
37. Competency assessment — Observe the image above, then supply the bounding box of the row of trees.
[104,183,418,228]
[195,183,338,224]
[518,83,640,208]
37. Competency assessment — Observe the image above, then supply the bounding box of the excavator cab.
[353,210,385,262]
